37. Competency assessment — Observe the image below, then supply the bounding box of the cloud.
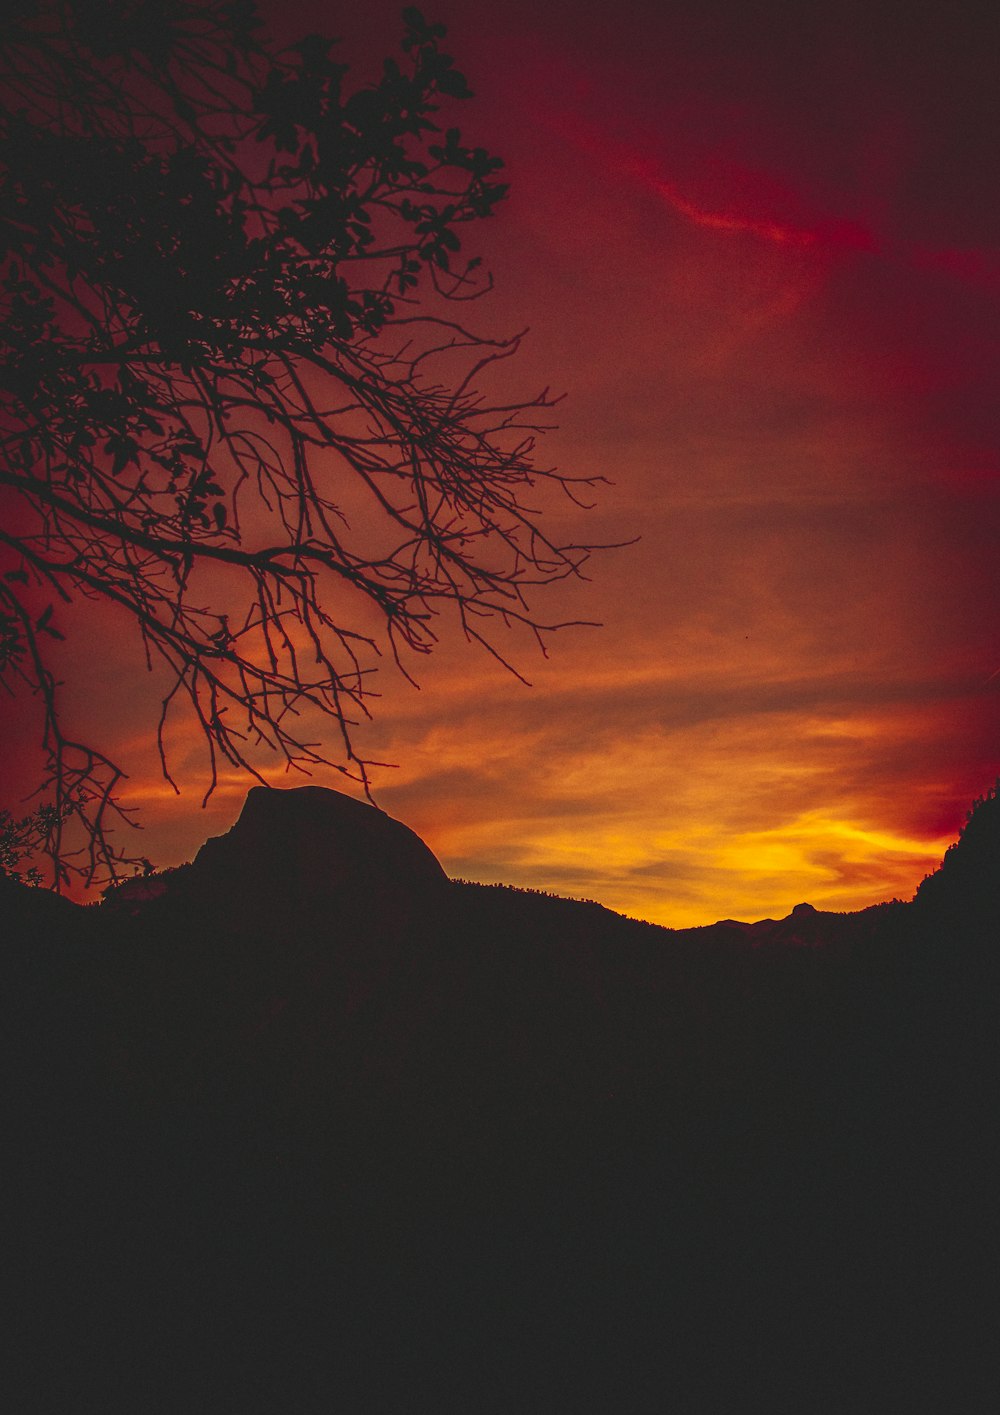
[12,0,999,927]
[350,652,996,926]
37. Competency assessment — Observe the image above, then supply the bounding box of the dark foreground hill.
[4,786,1000,1413]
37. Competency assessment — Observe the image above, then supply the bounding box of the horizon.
[3,0,998,928]
[93,777,977,932]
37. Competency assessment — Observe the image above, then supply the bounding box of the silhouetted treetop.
[0,1,604,886]
[915,780,1000,923]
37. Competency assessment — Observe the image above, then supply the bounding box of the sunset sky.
[8,0,1000,925]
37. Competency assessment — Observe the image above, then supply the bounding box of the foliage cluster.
[0,802,57,884]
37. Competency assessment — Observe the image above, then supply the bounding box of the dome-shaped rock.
[183,786,449,930]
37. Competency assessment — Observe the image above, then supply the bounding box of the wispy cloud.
[17,0,999,922]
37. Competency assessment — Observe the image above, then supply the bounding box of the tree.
[0,1,601,888]
[0,804,50,885]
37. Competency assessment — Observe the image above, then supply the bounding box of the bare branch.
[0,0,611,887]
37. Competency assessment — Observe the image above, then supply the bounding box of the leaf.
[213,503,227,531]
[436,67,473,100]
[110,437,138,476]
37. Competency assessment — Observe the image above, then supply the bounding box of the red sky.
[6,0,1000,924]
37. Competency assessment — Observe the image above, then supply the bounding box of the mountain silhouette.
[188,783,448,911]
[104,786,450,954]
[5,785,999,1413]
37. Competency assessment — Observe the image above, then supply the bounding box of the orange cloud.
[9,5,999,929]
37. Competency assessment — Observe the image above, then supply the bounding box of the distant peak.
[240,783,390,821]
[182,785,448,924]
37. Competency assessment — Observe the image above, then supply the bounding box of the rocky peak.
[176,785,449,929]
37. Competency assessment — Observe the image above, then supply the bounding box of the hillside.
[5,786,999,1412]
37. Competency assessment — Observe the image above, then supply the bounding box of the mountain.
[184,783,447,915]
[5,785,999,1413]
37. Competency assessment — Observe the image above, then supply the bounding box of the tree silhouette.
[0,1,601,886]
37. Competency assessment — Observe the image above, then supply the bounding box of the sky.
[7,0,1000,924]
